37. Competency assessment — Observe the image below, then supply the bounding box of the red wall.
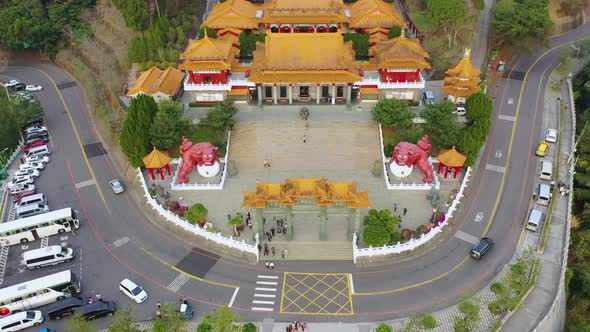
[379,69,421,82]
[188,70,228,84]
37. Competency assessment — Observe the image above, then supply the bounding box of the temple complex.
[440,49,482,104]
[180,0,431,104]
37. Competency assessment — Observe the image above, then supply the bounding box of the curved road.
[0,22,588,329]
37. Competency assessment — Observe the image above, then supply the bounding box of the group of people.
[556,180,570,196]
[286,321,307,332]
[264,160,272,169]
[86,292,102,304]
[258,243,288,259]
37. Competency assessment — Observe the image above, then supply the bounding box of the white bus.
[0,208,79,246]
[0,270,81,316]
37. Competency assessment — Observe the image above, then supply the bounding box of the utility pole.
[570,44,581,57]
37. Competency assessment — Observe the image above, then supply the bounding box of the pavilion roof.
[437,147,467,167]
[349,0,407,29]
[204,0,259,29]
[248,32,361,83]
[370,32,430,69]
[143,147,172,169]
[445,49,481,79]
[178,34,238,71]
[260,0,349,24]
[127,67,184,97]
[440,85,481,97]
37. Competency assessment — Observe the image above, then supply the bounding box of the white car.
[25,155,49,165]
[545,128,557,143]
[15,169,40,179]
[109,179,124,194]
[7,176,34,189]
[20,162,45,171]
[119,279,148,303]
[454,106,467,116]
[24,126,48,135]
[9,183,36,195]
[3,80,21,88]
[25,84,43,91]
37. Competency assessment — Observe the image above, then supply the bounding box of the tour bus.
[0,270,81,316]
[0,208,79,247]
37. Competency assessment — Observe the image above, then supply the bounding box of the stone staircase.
[230,120,381,173]
[261,241,353,261]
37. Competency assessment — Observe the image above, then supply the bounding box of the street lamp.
[571,44,581,57]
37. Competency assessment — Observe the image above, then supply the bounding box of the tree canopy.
[200,99,239,133]
[421,100,462,148]
[362,209,401,247]
[120,94,159,167]
[371,98,415,130]
[0,93,44,153]
[150,100,190,151]
[426,0,467,47]
[153,303,186,332]
[113,0,148,31]
[201,306,242,332]
[493,0,552,51]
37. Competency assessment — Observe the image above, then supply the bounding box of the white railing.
[379,124,440,190]
[170,131,231,191]
[1,140,24,170]
[353,165,473,262]
[137,167,259,261]
[228,77,255,87]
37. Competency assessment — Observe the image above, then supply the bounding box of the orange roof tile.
[204,0,259,29]
[349,0,407,28]
[218,27,243,36]
[143,147,172,168]
[127,67,185,97]
[437,147,467,167]
[179,34,234,61]
[440,85,481,97]
[370,32,430,69]
[260,0,349,24]
[446,49,481,79]
[441,49,482,98]
[360,87,380,95]
[227,88,249,96]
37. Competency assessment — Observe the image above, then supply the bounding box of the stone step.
[260,241,353,261]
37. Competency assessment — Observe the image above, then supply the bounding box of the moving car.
[7,175,34,189]
[25,155,49,165]
[3,80,21,88]
[9,183,36,195]
[470,238,494,260]
[119,279,148,303]
[15,169,40,179]
[24,140,47,153]
[545,128,557,143]
[25,84,43,91]
[109,179,124,194]
[20,162,45,171]
[535,143,549,157]
[12,190,36,204]
[73,301,116,320]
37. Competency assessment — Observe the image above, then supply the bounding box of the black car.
[26,132,49,142]
[23,117,44,129]
[73,301,116,320]
[470,238,494,260]
[46,297,84,320]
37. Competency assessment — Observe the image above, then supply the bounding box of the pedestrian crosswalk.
[167,273,191,292]
[252,275,279,312]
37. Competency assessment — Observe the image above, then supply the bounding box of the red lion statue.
[178,137,220,183]
[389,135,434,183]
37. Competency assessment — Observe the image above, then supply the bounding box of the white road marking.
[454,230,480,245]
[257,275,279,279]
[61,242,68,247]
[255,287,276,291]
[495,150,503,158]
[167,273,190,292]
[228,287,239,307]
[348,274,355,294]
[0,246,9,285]
[256,281,277,285]
[485,164,506,173]
[21,245,29,250]
[508,98,514,104]
[254,293,276,298]
[111,237,129,248]
[40,237,49,248]
[75,179,95,189]
[474,212,484,223]
[251,307,273,311]
[252,300,275,305]
[251,274,279,311]
[498,114,516,121]
[60,236,68,241]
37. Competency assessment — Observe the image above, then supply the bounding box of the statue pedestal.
[390,161,413,178]
[197,162,221,178]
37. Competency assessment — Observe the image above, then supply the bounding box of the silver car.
[109,179,124,194]
[545,128,557,143]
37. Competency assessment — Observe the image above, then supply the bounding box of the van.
[539,161,553,181]
[23,245,75,270]
[422,91,435,104]
[536,183,552,206]
[525,208,544,231]
[15,193,46,208]
[46,297,84,320]
[0,311,44,331]
[16,203,49,219]
[25,145,50,158]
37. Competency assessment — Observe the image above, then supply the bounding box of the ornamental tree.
[150,100,190,151]
[186,203,208,224]
[421,100,462,148]
[201,99,239,134]
[120,94,158,167]
[201,306,243,332]
[362,209,401,246]
[388,25,402,39]
[371,98,415,130]
[465,92,492,123]
[239,30,258,57]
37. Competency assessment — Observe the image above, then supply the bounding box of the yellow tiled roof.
[446,49,481,79]
[227,88,249,96]
[143,147,172,169]
[440,85,481,97]
[260,0,349,24]
[204,0,259,29]
[371,33,430,69]
[179,60,232,70]
[218,27,243,36]
[179,34,234,61]
[437,147,467,167]
[443,76,482,88]
[349,0,407,28]
[360,87,380,95]
[127,67,185,97]
[248,70,362,83]
[441,49,482,98]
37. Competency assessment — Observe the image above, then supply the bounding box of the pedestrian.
[283,226,287,235]
[258,243,262,252]
[277,227,282,234]
[269,262,275,270]
[157,301,161,309]
[393,201,398,212]
[277,218,281,227]
[96,293,102,302]
[266,231,271,239]
[266,261,270,269]
[403,207,407,216]
[282,249,288,259]
[286,326,290,332]
[294,321,299,330]
[264,160,268,168]
[156,310,162,319]
[271,227,275,236]
[302,323,307,331]
[264,248,269,256]
[247,212,251,219]
[303,135,307,143]
[227,213,231,221]
[69,220,76,235]
[271,247,276,256]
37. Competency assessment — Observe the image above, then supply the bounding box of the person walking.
[258,243,262,252]
[271,246,276,256]
[282,249,288,259]
[156,310,162,319]
[403,207,408,216]
[303,135,307,143]
[393,202,398,212]
[269,261,275,270]
[266,261,270,269]
[227,213,231,221]
[156,301,161,309]
[302,322,307,331]
[271,227,275,236]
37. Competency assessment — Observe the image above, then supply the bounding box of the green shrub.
[189,102,218,108]
[197,322,212,332]
[186,203,208,224]
[415,225,424,237]
[376,323,392,332]
[242,323,257,332]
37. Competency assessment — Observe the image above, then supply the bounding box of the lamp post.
[571,44,581,57]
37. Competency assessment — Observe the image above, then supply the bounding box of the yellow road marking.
[136,244,239,289]
[280,272,288,313]
[281,272,353,314]
[29,67,111,214]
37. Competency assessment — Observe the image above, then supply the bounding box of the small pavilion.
[436,147,467,179]
[143,147,172,181]
[440,48,481,104]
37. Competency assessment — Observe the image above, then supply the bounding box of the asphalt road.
[0,22,588,329]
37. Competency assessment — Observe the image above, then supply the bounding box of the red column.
[454,167,460,179]
[159,168,165,180]
[444,166,449,179]
[437,163,443,174]
[149,168,156,180]
[165,164,171,176]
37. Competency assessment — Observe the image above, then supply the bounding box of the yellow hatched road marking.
[281,272,353,315]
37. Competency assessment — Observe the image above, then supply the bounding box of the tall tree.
[465,92,492,123]
[238,30,258,57]
[153,303,187,332]
[120,94,158,167]
[201,306,243,332]
[108,307,143,332]
[113,0,149,31]
[362,209,401,247]
[150,100,189,150]
[201,99,239,133]
[371,98,415,130]
[494,0,552,50]
[421,101,462,148]
[426,0,467,47]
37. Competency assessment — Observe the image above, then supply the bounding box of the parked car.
[25,137,48,146]
[12,190,36,204]
[73,301,116,320]
[25,84,43,91]
[15,169,40,179]
[9,183,36,195]
[109,179,124,194]
[20,162,45,171]
[24,140,47,153]
[119,279,148,303]
[545,128,558,143]
[7,175,34,189]
[470,238,494,260]
[23,117,44,129]
[25,155,49,165]
[45,297,84,320]
[179,300,193,320]
[0,311,44,331]
[535,142,549,157]
[24,126,48,135]
[26,132,49,142]
[3,80,21,88]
